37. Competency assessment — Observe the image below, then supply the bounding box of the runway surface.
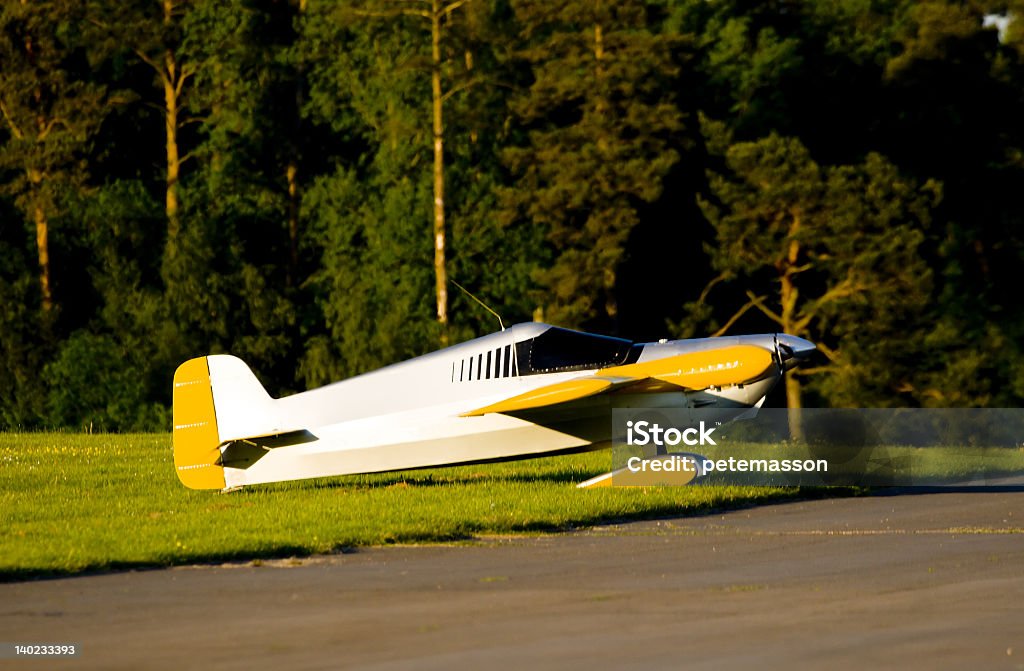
[2,491,1022,670]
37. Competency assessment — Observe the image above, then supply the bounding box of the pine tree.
[690,122,940,428]
[503,0,684,329]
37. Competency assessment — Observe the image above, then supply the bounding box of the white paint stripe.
[174,422,208,430]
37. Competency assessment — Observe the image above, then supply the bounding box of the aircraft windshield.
[515,327,634,375]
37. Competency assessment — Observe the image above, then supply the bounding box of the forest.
[2,0,1023,430]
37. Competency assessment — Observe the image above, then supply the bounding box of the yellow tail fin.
[172,357,226,490]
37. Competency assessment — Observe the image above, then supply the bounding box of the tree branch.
[354,0,470,21]
[793,313,813,334]
[710,296,759,337]
[745,290,784,326]
[812,274,867,308]
[791,365,833,377]
[174,64,196,99]
[37,117,67,141]
[0,100,25,139]
[696,271,729,305]
[791,273,869,334]
[441,0,472,17]
[352,7,430,19]
[132,47,163,76]
[815,340,840,363]
[106,93,136,107]
[440,75,484,103]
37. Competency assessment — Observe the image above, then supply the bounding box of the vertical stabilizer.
[206,355,283,441]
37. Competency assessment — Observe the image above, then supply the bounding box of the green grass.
[1,433,802,580]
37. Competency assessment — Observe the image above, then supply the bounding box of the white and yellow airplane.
[172,323,814,491]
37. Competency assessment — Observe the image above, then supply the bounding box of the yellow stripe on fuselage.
[461,344,776,417]
[603,344,775,390]
[461,377,613,417]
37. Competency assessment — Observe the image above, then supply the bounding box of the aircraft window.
[485,350,492,379]
[477,353,482,380]
[514,327,634,375]
[503,345,512,377]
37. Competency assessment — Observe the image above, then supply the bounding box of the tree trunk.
[287,0,306,287]
[32,194,52,313]
[161,0,181,252]
[286,162,300,286]
[431,0,449,347]
[163,49,181,249]
[781,213,803,440]
[785,373,803,442]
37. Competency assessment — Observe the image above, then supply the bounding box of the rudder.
[172,357,226,490]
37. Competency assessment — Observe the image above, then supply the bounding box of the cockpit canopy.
[515,326,637,375]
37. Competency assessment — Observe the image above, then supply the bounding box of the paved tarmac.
[2,491,1022,670]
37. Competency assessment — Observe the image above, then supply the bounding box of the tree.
[175,0,308,393]
[0,1,105,315]
[876,0,1024,409]
[700,11,802,137]
[298,3,440,381]
[0,249,48,426]
[88,0,203,260]
[339,0,482,347]
[297,0,529,385]
[503,0,685,329]
[689,123,940,433]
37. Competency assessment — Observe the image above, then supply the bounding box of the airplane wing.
[460,344,775,417]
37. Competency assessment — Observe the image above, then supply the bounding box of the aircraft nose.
[776,334,816,369]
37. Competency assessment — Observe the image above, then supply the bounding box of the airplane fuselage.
[172,323,814,490]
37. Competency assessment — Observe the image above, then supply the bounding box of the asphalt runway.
[2,491,1022,670]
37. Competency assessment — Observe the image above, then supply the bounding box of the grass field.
[1,433,805,580]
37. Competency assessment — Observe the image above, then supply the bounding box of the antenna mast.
[451,279,505,331]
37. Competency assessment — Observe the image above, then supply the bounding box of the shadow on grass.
[255,469,603,492]
[0,533,477,584]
